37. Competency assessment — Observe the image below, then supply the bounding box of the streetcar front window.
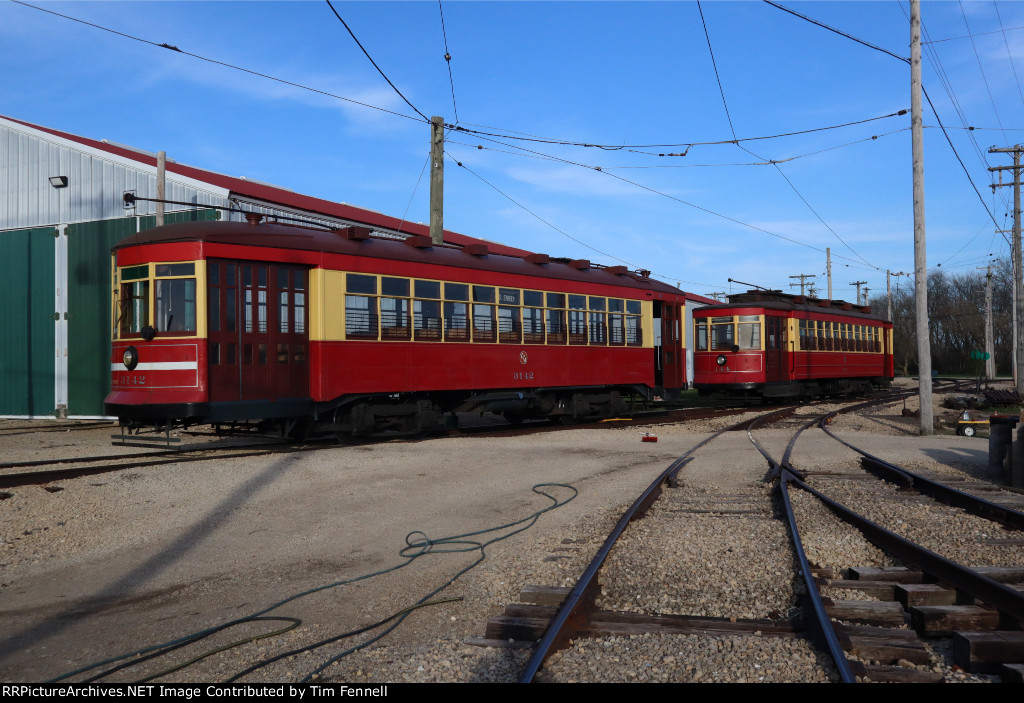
[119,280,149,336]
[737,315,761,350]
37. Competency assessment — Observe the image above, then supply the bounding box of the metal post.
[156,151,166,227]
[826,247,832,299]
[911,0,933,435]
[429,116,444,245]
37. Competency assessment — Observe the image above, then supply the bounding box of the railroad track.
[472,402,814,683]
[774,408,1024,682]
[494,388,1024,683]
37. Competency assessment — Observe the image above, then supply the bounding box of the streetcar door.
[207,259,309,406]
[765,316,785,381]
[658,301,685,391]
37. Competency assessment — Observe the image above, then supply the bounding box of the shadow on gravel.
[918,446,996,481]
[0,453,299,675]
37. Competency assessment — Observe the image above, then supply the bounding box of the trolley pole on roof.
[911,0,933,435]
[430,116,445,245]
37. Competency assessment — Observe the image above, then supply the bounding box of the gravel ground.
[0,382,1019,684]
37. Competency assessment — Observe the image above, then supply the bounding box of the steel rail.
[745,413,857,683]
[817,417,1024,531]
[785,470,1024,622]
[518,405,797,683]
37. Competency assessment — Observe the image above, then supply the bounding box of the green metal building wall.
[0,227,57,416]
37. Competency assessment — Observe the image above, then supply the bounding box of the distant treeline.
[870,258,1010,376]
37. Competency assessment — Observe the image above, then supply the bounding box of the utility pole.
[911,0,933,435]
[862,287,870,306]
[156,150,166,227]
[849,280,867,304]
[981,265,996,379]
[430,116,445,245]
[789,273,816,296]
[826,248,833,299]
[989,145,1024,395]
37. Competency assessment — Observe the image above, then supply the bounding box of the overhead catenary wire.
[324,0,429,122]
[10,0,423,123]
[437,0,459,124]
[768,0,1005,238]
[698,0,880,272]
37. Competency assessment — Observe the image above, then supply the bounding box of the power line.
[10,0,424,124]
[768,0,1004,236]
[993,1,1024,110]
[437,0,459,124]
[699,0,879,271]
[324,0,429,122]
[449,109,908,154]
[762,0,910,63]
[446,152,724,289]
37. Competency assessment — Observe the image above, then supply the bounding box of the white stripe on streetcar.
[111,361,198,371]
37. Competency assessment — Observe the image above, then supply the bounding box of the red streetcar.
[105,217,688,435]
[693,291,893,399]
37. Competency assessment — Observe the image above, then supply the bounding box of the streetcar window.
[524,290,543,307]
[155,278,196,332]
[382,277,409,297]
[609,311,625,346]
[445,283,469,301]
[737,317,760,350]
[415,280,441,299]
[445,301,469,341]
[546,309,567,344]
[589,297,606,311]
[473,286,495,303]
[345,294,378,339]
[498,305,521,343]
[695,320,708,351]
[523,306,545,344]
[710,317,734,350]
[473,303,496,342]
[347,274,377,295]
[589,311,607,344]
[626,315,642,346]
[118,280,149,336]
[414,299,442,340]
[155,263,195,277]
[380,297,410,340]
[444,298,468,341]
[546,293,565,309]
[609,299,624,313]
[499,288,520,305]
[121,265,149,281]
[626,301,641,315]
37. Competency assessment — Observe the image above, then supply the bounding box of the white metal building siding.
[1,119,231,230]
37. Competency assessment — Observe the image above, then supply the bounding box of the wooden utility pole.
[983,265,996,379]
[156,150,166,227]
[911,0,933,435]
[826,247,833,299]
[988,146,1024,394]
[789,273,816,296]
[429,116,445,245]
[862,287,870,306]
[849,280,867,303]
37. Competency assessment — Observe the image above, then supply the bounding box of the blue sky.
[3,1,1023,302]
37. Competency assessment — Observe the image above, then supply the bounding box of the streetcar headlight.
[716,354,727,366]
[123,346,139,371]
